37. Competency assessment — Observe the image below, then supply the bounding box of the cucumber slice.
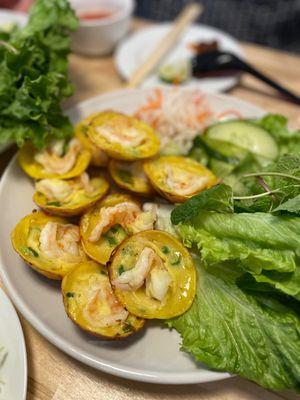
[158,59,190,84]
[195,135,246,163]
[205,120,278,161]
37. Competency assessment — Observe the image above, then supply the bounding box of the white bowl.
[70,0,134,56]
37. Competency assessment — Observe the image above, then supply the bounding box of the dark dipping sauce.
[79,10,115,20]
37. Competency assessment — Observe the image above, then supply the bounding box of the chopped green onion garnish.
[22,246,39,257]
[122,323,133,333]
[46,201,61,207]
[170,252,182,265]
[118,169,133,184]
[103,230,118,246]
[162,246,170,254]
[118,265,125,275]
[110,225,120,234]
[81,125,88,135]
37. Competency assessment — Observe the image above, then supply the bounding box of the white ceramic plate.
[115,24,244,92]
[0,89,264,384]
[0,9,27,27]
[0,10,27,155]
[0,288,27,400]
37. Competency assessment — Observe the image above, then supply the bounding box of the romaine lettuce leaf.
[167,260,300,391]
[251,268,300,300]
[177,211,300,299]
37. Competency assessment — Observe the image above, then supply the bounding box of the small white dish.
[0,288,27,400]
[70,0,134,56]
[0,9,27,27]
[0,88,264,385]
[115,23,244,92]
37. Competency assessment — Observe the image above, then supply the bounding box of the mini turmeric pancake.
[33,172,109,217]
[109,159,154,196]
[144,156,218,203]
[11,211,88,280]
[108,230,196,320]
[80,193,156,265]
[62,261,145,339]
[75,112,109,167]
[18,138,91,179]
[87,111,160,161]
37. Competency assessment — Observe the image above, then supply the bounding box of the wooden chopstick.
[127,3,203,89]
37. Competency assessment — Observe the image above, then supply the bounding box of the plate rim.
[0,231,231,384]
[0,287,27,400]
[0,88,265,384]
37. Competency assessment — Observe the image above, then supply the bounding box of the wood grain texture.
[1,19,300,400]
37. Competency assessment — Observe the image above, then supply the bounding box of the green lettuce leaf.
[167,260,300,391]
[177,211,300,299]
[251,268,300,300]
[257,114,300,156]
[0,0,78,148]
[237,273,300,314]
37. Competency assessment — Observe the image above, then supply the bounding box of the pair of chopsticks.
[127,3,203,89]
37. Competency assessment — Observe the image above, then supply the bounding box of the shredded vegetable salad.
[135,89,214,155]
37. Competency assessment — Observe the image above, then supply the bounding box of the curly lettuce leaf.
[258,114,300,155]
[0,0,78,148]
[19,0,78,38]
[167,260,300,391]
[244,113,300,157]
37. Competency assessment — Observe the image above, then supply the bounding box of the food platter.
[0,88,264,384]
[0,288,27,400]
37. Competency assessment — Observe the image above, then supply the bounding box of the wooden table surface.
[1,20,300,400]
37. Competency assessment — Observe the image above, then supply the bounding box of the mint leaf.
[171,184,233,225]
[273,195,300,214]
[236,155,300,214]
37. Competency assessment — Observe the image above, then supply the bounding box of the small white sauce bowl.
[70,0,134,56]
